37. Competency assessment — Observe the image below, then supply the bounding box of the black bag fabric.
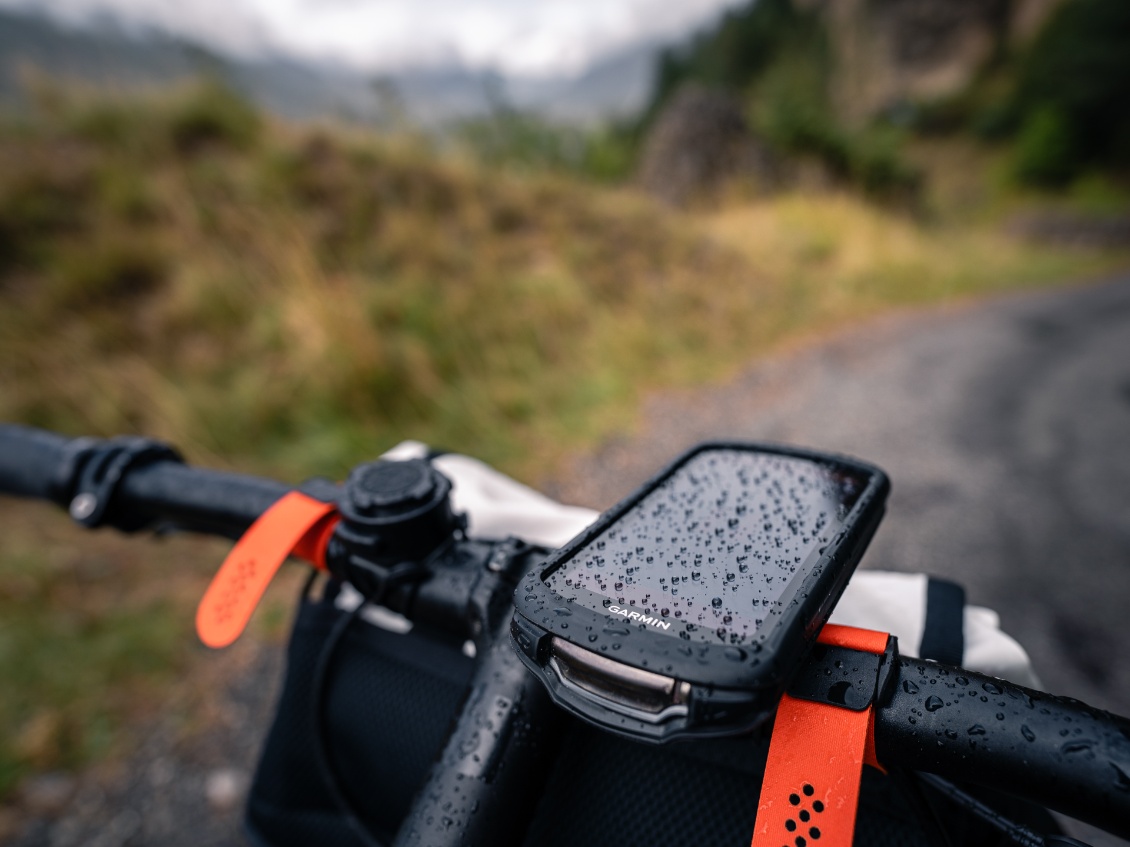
[245,579,1057,847]
[245,580,475,846]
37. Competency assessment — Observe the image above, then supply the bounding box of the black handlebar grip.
[116,462,290,538]
[875,657,1130,839]
[0,424,293,538]
[0,424,80,502]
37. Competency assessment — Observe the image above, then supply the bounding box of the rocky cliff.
[799,0,1071,124]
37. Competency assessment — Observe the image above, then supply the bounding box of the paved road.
[554,274,1130,844]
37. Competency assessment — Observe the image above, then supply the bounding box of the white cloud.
[0,0,748,76]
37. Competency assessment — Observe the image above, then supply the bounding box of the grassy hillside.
[0,81,1126,800]
[0,80,773,480]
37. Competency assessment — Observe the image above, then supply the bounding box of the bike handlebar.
[105,461,293,537]
[0,424,75,502]
[0,424,291,538]
[876,657,1130,839]
[2,423,1129,840]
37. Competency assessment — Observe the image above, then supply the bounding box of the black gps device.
[510,442,889,742]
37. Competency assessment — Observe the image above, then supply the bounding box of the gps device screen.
[511,442,888,742]
[544,449,867,646]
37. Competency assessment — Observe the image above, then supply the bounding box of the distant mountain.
[0,7,657,127]
[0,9,197,96]
[505,42,658,125]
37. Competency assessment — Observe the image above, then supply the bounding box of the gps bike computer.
[510,442,889,742]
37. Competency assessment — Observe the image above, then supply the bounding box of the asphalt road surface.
[10,274,1130,846]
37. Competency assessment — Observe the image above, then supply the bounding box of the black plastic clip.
[787,635,899,711]
[341,556,432,606]
[68,436,183,530]
[485,536,535,579]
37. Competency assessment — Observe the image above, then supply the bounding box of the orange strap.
[196,491,338,648]
[751,624,889,847]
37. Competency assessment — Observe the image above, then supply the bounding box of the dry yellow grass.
[700,192,1109,333]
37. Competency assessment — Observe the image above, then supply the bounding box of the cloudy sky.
[0,0,746,77]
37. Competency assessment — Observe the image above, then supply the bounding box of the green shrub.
[778,119,851,175]
[455,112,640,184]
[166,79,261,155]
[849,131,921,198]
[51,236,168,309]
[913,85,1019,141]
[754,55,849,176]
[456,112,586,174]
[648,0,819,118]
[1008,0,1130,178]
[753,55,919,199]
[1011,105,1079,187]
[0,152,94,268]
[578,124,639,183]
[66,102,148,151]
[970,100,1022,141]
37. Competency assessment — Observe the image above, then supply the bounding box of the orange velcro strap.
[196,491,338,648]
[751,624,889,847]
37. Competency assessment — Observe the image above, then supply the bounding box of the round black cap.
[347,459,437,516]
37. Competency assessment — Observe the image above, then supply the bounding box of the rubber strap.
[920,577,965,666]
[196,491,337,648]
[751,624,889,847]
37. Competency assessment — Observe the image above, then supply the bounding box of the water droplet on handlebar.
[903,680,919,695]
[1021,725,1035,742]
[968,724,987,736]
[1061,740,1094,754]
[1112,763,1130,792]
[982,682,1003,695]
[924,696,944,712]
